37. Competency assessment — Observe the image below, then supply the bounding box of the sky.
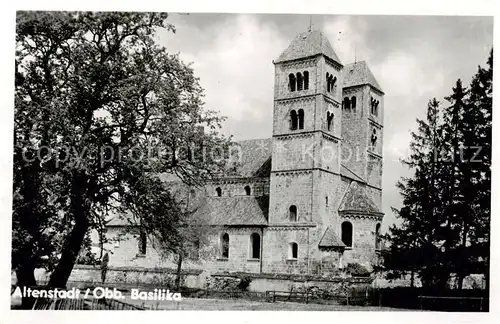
[155,13,493,231]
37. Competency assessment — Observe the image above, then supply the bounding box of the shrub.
[346,263,371,277]
[237,275,252,291]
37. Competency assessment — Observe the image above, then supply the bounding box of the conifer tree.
[387,50,492,291]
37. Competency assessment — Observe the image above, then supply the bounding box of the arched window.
[290,110,298,130]
[375,223,381,250]
[216,187,222,197]
[250,233,261,259]
[327,111,334,131]
[303,71,309,90]
[332,76,337,92]
[343,97,351,109]
[371,128,378,147]
[297,72,303,91]
[244,185,251,196]
[221,233,229,258]
[289,205,297,222]
[327,74,335,93]
[298,109,304,130]
[371,97,379,116]
[138,230,147,255]
[351,96,357,109]
[289,73,296,92]
[289,242,298,259]
[341,221,353,247]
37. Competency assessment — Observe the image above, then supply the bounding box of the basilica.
[103,29,385,276]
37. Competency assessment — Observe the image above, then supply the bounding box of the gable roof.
[275,30,342,65]
[193,195,269,226]
[338,181,381,214]
[340,164,366,183]
[229,138,272,177]
[319,227,345,248]
[343,61,383,93]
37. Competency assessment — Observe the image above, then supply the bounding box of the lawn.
[127,296,411,311]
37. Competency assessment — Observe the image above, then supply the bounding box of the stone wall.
[69,265,202,288]
[212,272,372,295]
[341,85,370,180]
[262,226,310,274]
[268,171,313,223]
[339,215,381,269]
[202,227,263,274]
[205,179,269,198]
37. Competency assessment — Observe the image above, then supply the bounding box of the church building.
[103,30,385,276]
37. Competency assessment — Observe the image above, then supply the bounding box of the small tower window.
[289,242,298,259]
[250,233,261,259]
[297,72,303,91]
[216,187,222,197]
[332,76,337,92]
[343,97,351,109]
[371,128,378,148]
[289,205,297,222]
[327,111,334,131]
[138,230,147,255]
[298,109,304,130]
[290,109,298,130]
[221,233,229,258]
[375,223,381,250]
[351,96,357,109]
[371,97,379,116]
[289,73,296,92]
[244,185,251,196]
[326,196,329,206]
[303,71,309,90]
[341,221,353,247]
[326,74,336,93]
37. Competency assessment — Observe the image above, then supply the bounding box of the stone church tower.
[264,30,384,274]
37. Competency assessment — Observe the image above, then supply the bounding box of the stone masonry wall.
[261,226,310,274]
[272,135,316,170]
[268,171,313,223]
[202,227,263,274]
[339,216,381,269]
[341,86,369,180]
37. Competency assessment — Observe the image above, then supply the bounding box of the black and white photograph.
[3,2,495,318]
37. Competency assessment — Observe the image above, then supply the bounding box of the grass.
[124,295,411,311]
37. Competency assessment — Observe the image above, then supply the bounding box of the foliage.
[345,263,370,277]
[236,274,253,291]
[14,11,231,295]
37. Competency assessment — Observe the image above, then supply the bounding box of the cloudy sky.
[156,14,492,230]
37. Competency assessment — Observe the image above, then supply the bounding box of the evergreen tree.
[464,50,492,290]
[387,49,492,290]
[385,99,447,288]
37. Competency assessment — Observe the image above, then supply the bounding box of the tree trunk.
[410,270,415,288]
[15,262,37,309]
[48,220,89,288]
[48,172,89,288]
[175,253,183,291]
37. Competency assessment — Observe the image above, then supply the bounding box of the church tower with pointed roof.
[342,61,384,190]
[265,29,347,274]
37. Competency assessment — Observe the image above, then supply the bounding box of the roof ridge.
[275,30,341,64]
